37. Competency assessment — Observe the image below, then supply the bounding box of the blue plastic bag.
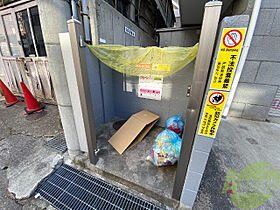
[165,114,184,136]
[146,129,182,167]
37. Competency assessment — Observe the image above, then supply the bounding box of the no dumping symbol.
[209,92,224,105]
[223,30,242,48]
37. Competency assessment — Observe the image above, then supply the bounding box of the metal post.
[172,1,222,200]
[71,0,79,20]
[67,19,98,164]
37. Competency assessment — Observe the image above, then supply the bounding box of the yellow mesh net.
[88,43,198,77]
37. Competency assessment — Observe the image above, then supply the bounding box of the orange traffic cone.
[20,82,45,115]
[0,79,23,107]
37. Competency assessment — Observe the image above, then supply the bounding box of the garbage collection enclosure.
[88,29,199,128]
[59,0,201,200]
[82,27,200,198]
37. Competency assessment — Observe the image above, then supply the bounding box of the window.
[0,23,10,56]
[0,5,46,58]
[16,6,46,57]
[29,6,46,56]
[16,9,36,56]
[2,14,21,56]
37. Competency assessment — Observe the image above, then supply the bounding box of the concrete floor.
[0,98,62,209]
[86,116,280,209]
[0,98,178,209]
[193,117,280,209]
[95,121,177,200]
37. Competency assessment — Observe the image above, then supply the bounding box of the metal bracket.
[80,35,86,48]
[94,148,100,156]
[80,11,90,18]
[186,85,191,97]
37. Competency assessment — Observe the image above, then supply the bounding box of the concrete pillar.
[38,0,81,159]
[180,15,249,208]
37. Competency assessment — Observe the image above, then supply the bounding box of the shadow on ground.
[193,117,280,210]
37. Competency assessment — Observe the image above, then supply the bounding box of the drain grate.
[269,87,280,117]
[44,133,67,153]
[35,164,163,210]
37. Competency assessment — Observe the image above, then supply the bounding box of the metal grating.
[35,164,164,210]
[44,133,67,153]
[269,87,280,117]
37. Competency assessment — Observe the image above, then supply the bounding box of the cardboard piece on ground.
[109,110,159,154]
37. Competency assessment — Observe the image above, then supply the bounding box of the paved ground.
[0,98,62,210]
[193,117,280,210]
[1,96,280,210]
[95,122,177,199]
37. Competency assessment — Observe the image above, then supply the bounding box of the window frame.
[0,1,45,58]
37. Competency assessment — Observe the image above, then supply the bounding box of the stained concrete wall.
[228,0,280,122]
[85,48,105,127]
[113,28,199,126]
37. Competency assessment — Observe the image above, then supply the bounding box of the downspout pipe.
[81,0,92,43]
[71,0,79,20]
[223,0,262,117]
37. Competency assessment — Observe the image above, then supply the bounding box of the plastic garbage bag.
[146,129,182,167]
[165,114,184,136]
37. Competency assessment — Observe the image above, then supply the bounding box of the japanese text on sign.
[135,64,170,71]
[210,28,247,91]
[198,91,228,138]
[125,26,136,37]
[138,75,163,100]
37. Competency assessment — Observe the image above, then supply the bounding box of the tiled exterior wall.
[229,0,280,122]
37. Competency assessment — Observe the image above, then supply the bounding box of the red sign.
[223,30,243,48]
[209,92,225,105]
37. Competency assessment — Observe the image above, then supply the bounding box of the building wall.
[95,0,161,46]
[97,0,157,123]
[113,28,199,126]
[229,0,280,123]
[113,29,198,127]
[87,0,199,126]
[82,0,161,128]
[88,0,159,125]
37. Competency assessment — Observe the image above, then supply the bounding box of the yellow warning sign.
[152,64,171,71]
[210,28,247,91]
[198,90,228,138]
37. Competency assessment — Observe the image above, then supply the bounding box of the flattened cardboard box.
[109,110,159,154]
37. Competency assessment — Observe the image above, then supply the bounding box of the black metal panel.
[35,164,163,210]
[179,0,234,26]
